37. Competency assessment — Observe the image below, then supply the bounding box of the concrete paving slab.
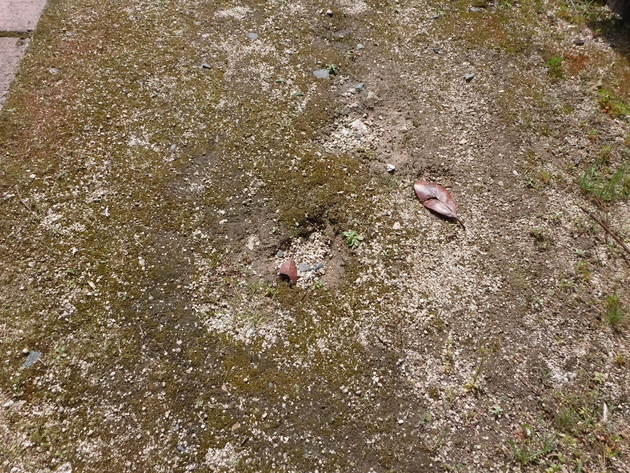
[0,0,48,32]
[0,37,29,108]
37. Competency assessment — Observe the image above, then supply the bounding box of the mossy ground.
[1,0,630,471]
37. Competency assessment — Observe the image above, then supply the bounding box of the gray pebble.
[177,445,186,453]
[433,48,441,54]
[247,32,258,40]
[297,263,311,272]
[313,262,324,271]
[202,63,212,69]
[170,144,177,151]
[573,38,585,45]
[355,83,365,91]
[276,250,285,258]
[356,44,364,49]
[386,164,396,173]
[313,69,330,80]
[464,73,475,82]
[22,351,42,369]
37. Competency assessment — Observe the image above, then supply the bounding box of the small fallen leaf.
[414,180,461,223]
[279,258,299,284]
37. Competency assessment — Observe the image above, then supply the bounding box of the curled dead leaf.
[414,180,463,228]
[279,258,299,285]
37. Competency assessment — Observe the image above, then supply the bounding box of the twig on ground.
[15,185,38,218]
[579,205,630,257]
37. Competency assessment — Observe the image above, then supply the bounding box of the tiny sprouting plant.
[326,64,339,75]
[598,89,630,117]
[605,293,626,329]
[343,230,364,248]
[546,56,564,79]
[310,281,325,290]
[489,404,504,418]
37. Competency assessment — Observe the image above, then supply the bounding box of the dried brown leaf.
[414,180,458,219]
[279,258,299,284]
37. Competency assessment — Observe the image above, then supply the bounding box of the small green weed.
[507,434,556,465]
[598,89,630,117]
[554,407,580,431]
[326,64,339,75]
[605,293,626,329]
[247,281,277,297]
[599,145,613,163]
[546,57,564,79]
[489,404,504,418]
[537,169,552,185]
[575,260,591,281]
[464,356,485,393]
[343,230,364,248]
[309,281,325,290]
[580,163,630,202]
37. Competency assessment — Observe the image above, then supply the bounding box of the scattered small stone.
[349,119,368,133]
[393,222,401,230]
[573,38,585,45]
[433,48,441,54]
[2,400,14,408]
[355,82,365,91]
[276,250,285,258]
[298,263,311,272]
[464,73,475,82]
[247,32,258,40]
[574,157,581,166]
[170,144,177,151]
[22,351,42,369]
[177,445,186,453]
[326,9,333,16]
[55,463,73,473]
[201,63,212,69]
[386,164,396,173]
[356,43,364,49]
[313,69,330,80]
[49,68,59,74]
[313,262,324,271]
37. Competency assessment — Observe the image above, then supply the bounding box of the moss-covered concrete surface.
[1,0,630,471]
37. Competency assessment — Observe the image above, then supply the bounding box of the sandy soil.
[1,0,630,472]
